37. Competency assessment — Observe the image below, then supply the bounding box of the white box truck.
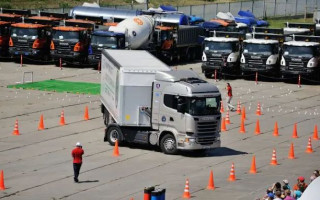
[101,50,222,154]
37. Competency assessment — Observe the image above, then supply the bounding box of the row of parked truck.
[202,26,320,80]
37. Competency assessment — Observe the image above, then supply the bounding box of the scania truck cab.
[240,29,284,76]
[101,50,221,154]
[50,19,94,66]
[280,35,320,80]
[202,31,243,78]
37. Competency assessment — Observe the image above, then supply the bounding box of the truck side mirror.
[177,103,185,113]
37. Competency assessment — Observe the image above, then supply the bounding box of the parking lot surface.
[0,61,319,200]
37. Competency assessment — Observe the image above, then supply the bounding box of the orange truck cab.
[0,21,13,57]
[8,15,64,60]
[50,19,94,66]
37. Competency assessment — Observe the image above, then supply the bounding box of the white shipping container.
[101,50,171,126]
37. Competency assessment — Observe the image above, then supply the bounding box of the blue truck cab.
[88,30,125,65]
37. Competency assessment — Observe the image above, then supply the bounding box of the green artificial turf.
[7,79,100,95]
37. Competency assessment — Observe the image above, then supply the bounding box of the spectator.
[314,170,319,177]
[283,179,291,190]
[283,190,295,200]
[225,83,235,111]
[293,176,307,191]
[272,182,282,194]
[293,183,304,199]
[274,190,282,200]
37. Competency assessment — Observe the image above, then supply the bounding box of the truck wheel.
[107,126,123,146]
[160,134,178,154]
[205,73,212,78]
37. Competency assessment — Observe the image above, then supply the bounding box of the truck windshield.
[11,27,38,38]
[283,45,316,57]
[185,97,220,116]
[91,35,117,48]
[204,41,237,53]
[243,43,277,55]
[53,30,79,42]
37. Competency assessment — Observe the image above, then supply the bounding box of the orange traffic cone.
[60,110,65,126]
[273,121,279,137]
[228,163,236,181]
[38,114,45,130]
[256,102,262,116]
[220,101,225,113]
[305,137,313,153]
[207,170,215,190]
[113,140,120,157]
[225,110,230,125]
[12,119,20,135]
[239,117,245,133]
[313,125,319,140]
[292,123,298,138]
[221,117,227,132]
[130,198,134,200]
[255,119,261,135]
[0,170,5,190]
[249,155,257,174]
[270,149,278,165]
[182,179,191,199]
[241,106,246,120]
[236,100,241,114]
[288,142,295,159]
[84,106,89,120]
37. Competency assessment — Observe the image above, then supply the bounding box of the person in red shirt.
[72,142,84,183]
[226,83,235,111]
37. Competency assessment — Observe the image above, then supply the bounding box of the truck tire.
[106,126,123,146]
[160,134,178,154]
[205,72,212,79]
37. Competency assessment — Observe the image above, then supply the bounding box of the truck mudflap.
[176,136,221,150]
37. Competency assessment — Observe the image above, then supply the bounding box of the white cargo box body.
[101,50,171,127]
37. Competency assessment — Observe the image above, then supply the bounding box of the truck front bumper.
[202,62,239,75]
[9,48,44,59]
[177,136,221,150]
[50,50,81,61]
[280,66,318,77]
[88,54,100,65]
[241,63,278,75]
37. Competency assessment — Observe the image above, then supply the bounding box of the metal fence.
[33,0,320,20]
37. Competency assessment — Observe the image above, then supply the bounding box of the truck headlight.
[202,52,207,61]
[280,56,286,66]
[240,54,245,63]
[307,57,317,68]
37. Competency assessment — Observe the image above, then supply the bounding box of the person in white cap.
[71,142,84,183]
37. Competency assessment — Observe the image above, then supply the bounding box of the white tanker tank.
[109,15,154,49]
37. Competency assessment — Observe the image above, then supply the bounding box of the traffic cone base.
[113,140,120,157]
[207,170,215,190]
[38,114,45,130]
[182,179,191,199]
[0,170,5,190]
[249,156,257,174]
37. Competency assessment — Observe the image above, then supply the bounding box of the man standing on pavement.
[72,142,84,183]
[226,83,235,111]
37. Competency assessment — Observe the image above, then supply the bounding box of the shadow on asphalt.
[78,180,99,183]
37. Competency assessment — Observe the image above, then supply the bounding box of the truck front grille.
[197,121,218,136]
[247,59,266,68]
[196,136,217,145]
[208,57,222,66]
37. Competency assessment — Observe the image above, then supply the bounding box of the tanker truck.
[101,50,222,154]
[88,15,155,65]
